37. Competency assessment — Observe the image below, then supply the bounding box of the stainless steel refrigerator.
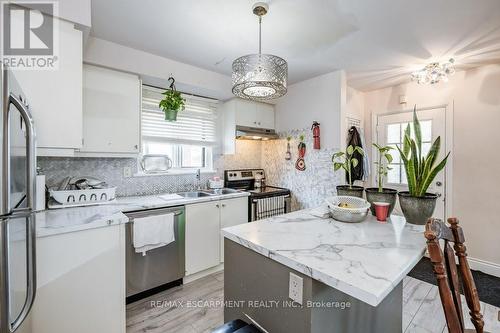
[0,64,37,333]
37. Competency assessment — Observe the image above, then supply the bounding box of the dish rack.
[49,187,116,206]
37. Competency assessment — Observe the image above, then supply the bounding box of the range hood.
[235,125,279,140]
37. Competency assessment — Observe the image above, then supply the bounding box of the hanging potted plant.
[159,77,185,122]
[397,108,450,225]
[332,145,365,198]
[365,144,398,216]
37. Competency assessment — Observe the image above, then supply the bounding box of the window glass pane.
[421,142,432,157]
[181,145,204,168]
[420,120,432,142]
[387,144,400,163]
[386,124,400,143]
[401,122,419,141]
[143,141,175,157]
[401,166,408,184]
[387,164,401,184]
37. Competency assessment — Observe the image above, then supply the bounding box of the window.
[385,120,432,184]
[141,85,218,171]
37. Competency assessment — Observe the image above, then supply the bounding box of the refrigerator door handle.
[8,94,36,210]
[2,93,37,333]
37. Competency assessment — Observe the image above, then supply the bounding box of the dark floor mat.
[409,257,500,308]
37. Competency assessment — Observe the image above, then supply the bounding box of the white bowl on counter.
[325,196,370,223]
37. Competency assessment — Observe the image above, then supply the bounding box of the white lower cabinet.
[220,197,248,262]
[185,197,248,275]
[27,224,126,333]
[185,201,221,275]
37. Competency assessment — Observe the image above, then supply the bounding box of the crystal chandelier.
[232,2,288,100]
[411,59,455,84]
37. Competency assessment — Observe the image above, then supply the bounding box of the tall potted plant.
[365,144,398,216]
[332,145,365,198]
[159,77,185,121]
[397,108,450,225]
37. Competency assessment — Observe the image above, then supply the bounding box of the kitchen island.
[222,207,426,333]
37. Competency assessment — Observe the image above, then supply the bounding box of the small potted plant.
[159,77,185,121]
[365,144,398,216]
[397,108,450,225]
[332,145,365,198]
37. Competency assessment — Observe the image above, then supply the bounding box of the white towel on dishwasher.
[133,213,175,256]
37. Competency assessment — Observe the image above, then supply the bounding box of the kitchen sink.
[177,191,212,198]
[203,188,240,195]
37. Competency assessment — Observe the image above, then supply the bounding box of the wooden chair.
[425,218,486,333]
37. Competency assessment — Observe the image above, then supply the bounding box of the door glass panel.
[7,215,29,323]
[386,124,400,143]
[420,120,432,142]
[387,164,400,184]
[422,142,432,157]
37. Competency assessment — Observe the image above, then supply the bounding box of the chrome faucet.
[195,169,202,190]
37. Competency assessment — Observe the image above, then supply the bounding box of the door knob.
[436,181,443,187]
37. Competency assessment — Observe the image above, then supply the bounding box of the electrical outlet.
[123,167,132,178]
[289,272,303,305]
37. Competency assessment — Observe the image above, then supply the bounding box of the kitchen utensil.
[58,176,71,191]
[325,196,370,223]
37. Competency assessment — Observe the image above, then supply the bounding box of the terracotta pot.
[365,188,398,216]
[398,191,438,225]
[336,185,364,198]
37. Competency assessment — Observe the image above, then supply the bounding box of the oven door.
[250,195,291,221]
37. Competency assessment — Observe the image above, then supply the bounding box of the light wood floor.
[127,271,500,333]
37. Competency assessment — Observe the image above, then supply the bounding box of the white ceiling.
[90,0,500,91]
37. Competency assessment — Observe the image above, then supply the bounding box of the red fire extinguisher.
[312,121,320,149]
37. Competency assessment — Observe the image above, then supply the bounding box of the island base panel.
[224,239,402,333]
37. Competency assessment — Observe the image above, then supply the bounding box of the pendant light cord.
[258,16,262,54]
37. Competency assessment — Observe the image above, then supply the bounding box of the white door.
[376,107,447,220]
[185,201,221,275]
[219,197,248,262]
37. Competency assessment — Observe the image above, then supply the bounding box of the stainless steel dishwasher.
[125,205,185,300]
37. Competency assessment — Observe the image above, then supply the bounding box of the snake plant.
[332,145,364,188]
[397,107,450,197]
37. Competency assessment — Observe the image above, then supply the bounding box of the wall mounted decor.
[285,136,292,160]
[295,134,306,171]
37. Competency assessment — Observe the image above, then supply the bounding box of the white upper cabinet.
[80,65,140,155]
[233,99,275,129]
[258,103,275,129]
[12,19,83,156]
[222,98,275,154]
[234,100,257,127]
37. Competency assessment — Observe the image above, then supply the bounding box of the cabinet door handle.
[258,122,261,125]
[216,204,220,208]
[222,204,226,208]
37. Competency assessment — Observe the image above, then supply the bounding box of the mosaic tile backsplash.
[261,129,342,210]
[38,129,342,208]
[38,140,263,197]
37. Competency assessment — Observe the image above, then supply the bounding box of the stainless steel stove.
[224,169,291,221]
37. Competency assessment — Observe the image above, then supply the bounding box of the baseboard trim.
[184,264,224,284]
[468,257,500,278]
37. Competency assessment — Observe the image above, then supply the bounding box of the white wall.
[364,64,500,275]
[83,37,232,100]
[275,70,346,150]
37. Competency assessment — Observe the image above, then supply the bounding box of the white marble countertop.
[35,191,249,238]
[222,207,426,307]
